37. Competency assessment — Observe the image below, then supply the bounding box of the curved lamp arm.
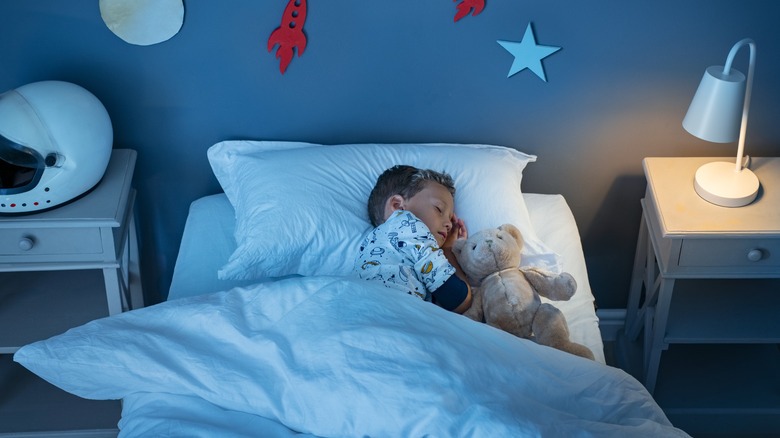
[723,38,755,172]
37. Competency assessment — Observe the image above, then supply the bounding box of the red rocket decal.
[453,0,485,22]
[267,0,307,74]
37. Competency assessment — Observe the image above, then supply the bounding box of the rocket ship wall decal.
[267,1,488,74]
[267,0,308,74]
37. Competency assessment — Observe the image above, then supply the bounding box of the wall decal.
[497,23,561,82]
[268,0,307,74]
[99,0,184,46]
[266,1,485,74]
[454,0,485,22]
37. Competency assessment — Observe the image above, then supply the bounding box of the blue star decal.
[498,23,561,82]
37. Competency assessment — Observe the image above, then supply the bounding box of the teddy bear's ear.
[498,224,524,248]
[451,238,466,257]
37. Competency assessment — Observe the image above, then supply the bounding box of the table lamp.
[682,38,759,207]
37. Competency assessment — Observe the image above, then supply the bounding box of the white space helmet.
[0,81,112,213]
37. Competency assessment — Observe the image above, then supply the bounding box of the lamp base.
[694,161,759,207]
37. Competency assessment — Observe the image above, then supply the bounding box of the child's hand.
[454,214,467,240]
[443,214,467,248]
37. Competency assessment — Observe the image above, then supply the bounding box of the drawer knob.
[18,236,35,251]
[747,249,763,262]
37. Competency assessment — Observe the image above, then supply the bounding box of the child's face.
[398,182,454,247]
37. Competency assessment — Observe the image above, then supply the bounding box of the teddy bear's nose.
[485,239,493,247]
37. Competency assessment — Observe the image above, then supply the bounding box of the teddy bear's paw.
[520,267,577,301]
[565,342,596,360]
[462,304,484,322]
[532,303,595,360]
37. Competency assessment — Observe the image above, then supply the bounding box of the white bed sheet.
[168,192,605,364]
[17,275,688,438]
[119,392,316,437]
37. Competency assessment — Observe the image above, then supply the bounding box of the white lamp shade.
[683,65,746,143]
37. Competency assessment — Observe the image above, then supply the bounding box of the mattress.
[168,192,605,363]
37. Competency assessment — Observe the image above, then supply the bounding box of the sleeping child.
[353,165,472,313]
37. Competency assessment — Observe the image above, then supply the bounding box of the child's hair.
[367,165,455,226]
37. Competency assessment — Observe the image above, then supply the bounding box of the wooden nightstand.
[0,148,143,435]
[622,156,780,432]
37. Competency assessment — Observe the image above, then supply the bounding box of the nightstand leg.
[626,215,648,339]
[102,268,123,316]
[643,277,675,394]
[127,212,143,309]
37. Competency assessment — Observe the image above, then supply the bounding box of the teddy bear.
[452,224,595,360]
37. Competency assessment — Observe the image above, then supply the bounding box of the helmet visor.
[0,135,44,195]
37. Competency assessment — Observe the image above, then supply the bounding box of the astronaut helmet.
[0,81,113,213]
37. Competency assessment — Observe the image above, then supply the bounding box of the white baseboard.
[0,430,117,438]
[596,308,626,342]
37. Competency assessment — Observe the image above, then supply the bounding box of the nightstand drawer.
[679,238,780,268]
[0,228,103,256]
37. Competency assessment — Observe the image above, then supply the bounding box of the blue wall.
[2,1,779,307]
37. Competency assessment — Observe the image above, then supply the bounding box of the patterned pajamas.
[354,210,455,301]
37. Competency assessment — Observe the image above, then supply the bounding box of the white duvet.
[15,276,689,437]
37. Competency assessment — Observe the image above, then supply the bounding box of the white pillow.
[207,141,561,280]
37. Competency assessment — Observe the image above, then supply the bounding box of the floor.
[0,355,120,435]
[603,336,780,438]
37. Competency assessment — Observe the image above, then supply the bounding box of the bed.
[14,141,689,437]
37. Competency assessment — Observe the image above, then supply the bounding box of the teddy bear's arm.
[519,267,577,301]
[461,285,484,322]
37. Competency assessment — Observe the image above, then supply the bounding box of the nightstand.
[622,156,780,431]
[0,148,143,434]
